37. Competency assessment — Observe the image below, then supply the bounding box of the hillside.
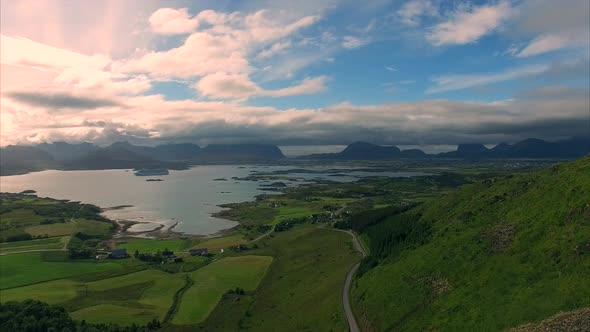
[351,155,590,331]
[0,146,58,176]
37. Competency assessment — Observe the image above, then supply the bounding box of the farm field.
[0,236,67,253]
[118,238,193,253]
[173,255,273,325]
[198,225,360,331]
[0,252,128,289]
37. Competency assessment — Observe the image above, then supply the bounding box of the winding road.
[330,227,367,332]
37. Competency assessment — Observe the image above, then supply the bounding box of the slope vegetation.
[351,155,590,331]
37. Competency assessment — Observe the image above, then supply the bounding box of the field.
[198,225,360,331]
[0,236,67,253]
[1,269,186,325]
[0,252,128,289]
[0,193,114,243]
[173,255,273,325]
[118,238,192,253]
[190,234,246,252]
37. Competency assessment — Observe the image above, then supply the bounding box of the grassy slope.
[173,255,273,325]
[352,156,590,331]
[199,225,360,332]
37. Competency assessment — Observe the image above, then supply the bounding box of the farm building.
[109,248,128,259]
[189,248,208,256]
[162,250,175,258]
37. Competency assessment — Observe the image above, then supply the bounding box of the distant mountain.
[299,142,426,160]
[439,137,590,159]
[0,141,286,175]
[37,142,99,161]
[0,146,58,175]
[63,145,182,170]
[195,144,286,163]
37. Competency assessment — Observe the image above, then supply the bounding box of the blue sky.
[1,0,588,149]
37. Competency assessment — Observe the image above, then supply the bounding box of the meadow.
[173,255,273,325]
[198,225,360,331]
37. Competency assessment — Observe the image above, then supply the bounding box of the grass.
[118,238,192,253]
[0,279,79,303]
[172,255,272,325]
[24,223,75,237]
[68,269,186,325]
[0,236,67,253]
[0,252,126,289]
[190,234,246,252]
[352,156,590,331]
[199,225,360,331]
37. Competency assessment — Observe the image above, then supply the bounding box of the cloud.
[517,32,589,57]
[118,9,319,79]
[257,40,292,58]
[510,0,590,57]
[149,8,199,35]
[427,64,549,94]
[384,66,398,72]
[0,34,151,96]
[194,73,328,99]
[427,1,512,46]
[342,36,368,49]
[4,91,122,109]
[2,84,587,147]
[397,0,438,26]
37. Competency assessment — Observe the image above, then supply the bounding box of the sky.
[1,0,589,152]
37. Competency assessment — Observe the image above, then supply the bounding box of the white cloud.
[427,1,512,46]
[342,36,367,49]
[0,34,150,96]
[385,66,398,72]
[149,8,199,35]
[118,9,319,79]
[517,32,589,57]
[194,73,328,99]
[397,0,438,26]
[427,64,549,94]
[257,40,292,58]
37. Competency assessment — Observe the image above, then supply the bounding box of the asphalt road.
[341,229,368,332]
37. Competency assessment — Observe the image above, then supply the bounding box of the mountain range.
[0,137,588,175]
[298,137,590,160]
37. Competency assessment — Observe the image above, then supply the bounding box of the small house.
[109,248,128,259]
[162,250,175,259]
[189,248,208,256]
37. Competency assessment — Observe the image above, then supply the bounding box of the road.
[327,227,367,332]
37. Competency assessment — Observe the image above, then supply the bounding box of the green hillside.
[351,155,590,331]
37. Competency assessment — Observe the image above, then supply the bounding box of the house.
[162,250,175,259]
[189,248,208,256]
[109,248,128,259]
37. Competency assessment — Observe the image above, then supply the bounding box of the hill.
[0,142,286,175]
[440,137,590,159]
[349,155,590,331]
[301,141,426,160]
[0,146,58,176]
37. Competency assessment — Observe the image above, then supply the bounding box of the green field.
[0,236,67,253]
[118,238,192,253]
[1,279,79,303]
[0,252,127,289]
[199,225,360,331]
[190,234,246,252]
[173,255,273,325]
[69,269,186,325]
